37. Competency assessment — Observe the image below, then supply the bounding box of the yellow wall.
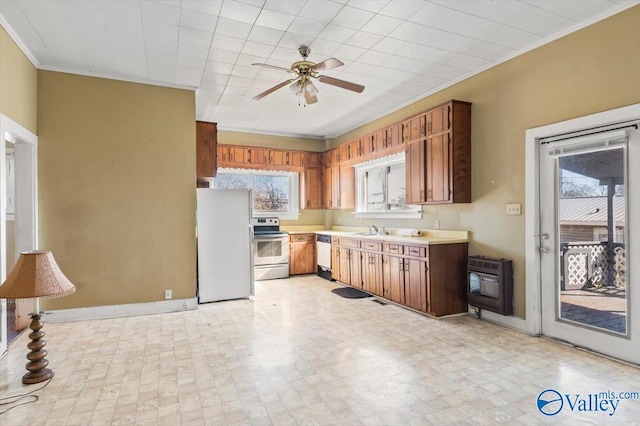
[331,6,640,317]
[218,129,326,152]
[38,71,196,309]
[0,26,37,133]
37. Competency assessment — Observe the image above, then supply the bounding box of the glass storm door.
[539,127,639,364]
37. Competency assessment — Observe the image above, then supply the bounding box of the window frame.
[354,153,422,219]
[214,168,300,220]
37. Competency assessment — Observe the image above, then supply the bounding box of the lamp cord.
[0,377,53,415]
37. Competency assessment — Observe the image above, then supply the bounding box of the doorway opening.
[525,104,639,365]
[0,114,38,357]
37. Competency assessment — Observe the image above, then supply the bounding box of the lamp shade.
[0,251,75,300]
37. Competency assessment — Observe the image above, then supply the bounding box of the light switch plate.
[506,203,521,215]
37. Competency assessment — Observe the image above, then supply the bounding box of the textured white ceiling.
[0,0,636,139]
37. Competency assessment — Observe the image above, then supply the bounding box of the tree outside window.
[214,169,298,218]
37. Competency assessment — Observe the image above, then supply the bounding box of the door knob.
[540,246,550,254]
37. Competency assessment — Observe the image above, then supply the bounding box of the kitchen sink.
[354,232,383,236]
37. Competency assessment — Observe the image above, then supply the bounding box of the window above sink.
[354,153,422,219]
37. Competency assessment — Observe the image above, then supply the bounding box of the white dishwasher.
[316,233,333,281]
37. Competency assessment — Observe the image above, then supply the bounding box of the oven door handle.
[253,234,288,240]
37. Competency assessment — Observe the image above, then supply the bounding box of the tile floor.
[1,275,639,425]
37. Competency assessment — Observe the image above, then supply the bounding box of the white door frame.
[0,113,38,357]
[525,104,640,345]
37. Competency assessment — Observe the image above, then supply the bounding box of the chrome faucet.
[361,222,379,234]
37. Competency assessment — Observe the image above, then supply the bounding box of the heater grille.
[468,256,513,315]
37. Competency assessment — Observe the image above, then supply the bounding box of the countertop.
[280,226,469,245]
[313,230,468,245]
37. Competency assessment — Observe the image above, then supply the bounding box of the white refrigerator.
[196,188,254,303]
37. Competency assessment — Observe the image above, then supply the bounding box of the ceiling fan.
[251,46,365,105]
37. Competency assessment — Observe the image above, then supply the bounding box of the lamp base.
[22,314,54,385]
[23,368,54,384]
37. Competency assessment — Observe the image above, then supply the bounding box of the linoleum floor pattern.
[0,276,639,425]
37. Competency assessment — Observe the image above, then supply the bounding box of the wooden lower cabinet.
[362,252,383,296]
[383,255,405,304]
[404,258,428,312]
[289,234,316,275]
[333,237,468,317]
[349,250,362,289]
[331,239,341,281]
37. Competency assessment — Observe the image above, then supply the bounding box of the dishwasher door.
[316,234,333,280]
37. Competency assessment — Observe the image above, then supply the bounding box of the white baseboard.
[42,298,198,323]
[468,305,530,334]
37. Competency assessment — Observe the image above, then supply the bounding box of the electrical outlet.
[506,203,521,215]
[434,220,440,229]
[165,289,172,300]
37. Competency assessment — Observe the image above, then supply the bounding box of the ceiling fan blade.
[317,75,365,93]
[251,63,294,73]
[252,79,296,100]
[311,58,344,72]
[304,90,318,105]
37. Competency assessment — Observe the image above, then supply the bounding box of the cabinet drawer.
[362,241,382,252]
[331,236,340,245]
[340,238,360,249]
[406,245,426,258]
[385,243,403,254]
[290,234,314,243]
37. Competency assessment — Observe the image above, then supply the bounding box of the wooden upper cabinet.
[405,139,427,204]
[402,113,427,144]
[326,164,354,209]
[361,134,373,157]
[306,152,323,168]
[426,133,450,203]
[339,165,355,209]
[339,143,349,163]
[323,165,333,209]
[269,149,286,166]
[405,100,471,205]
[228,146,246,164]
[196,121,217,180]
[217,145,229,167]
[323,150,333,167]
[245,147,268,166]
[373,130,386,152]
[287,151,304,167]
[426,103,451,136]
[348,139,362,160]
[386,123,403,149]
[301,166,323,210]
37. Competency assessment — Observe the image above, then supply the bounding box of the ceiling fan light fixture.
[304,81,319,96]
[289,80,302,94]
[251,46,364,103]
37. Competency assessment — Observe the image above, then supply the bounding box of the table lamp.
[0,251,75,384]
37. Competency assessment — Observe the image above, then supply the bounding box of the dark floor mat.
[331,287,372,299]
